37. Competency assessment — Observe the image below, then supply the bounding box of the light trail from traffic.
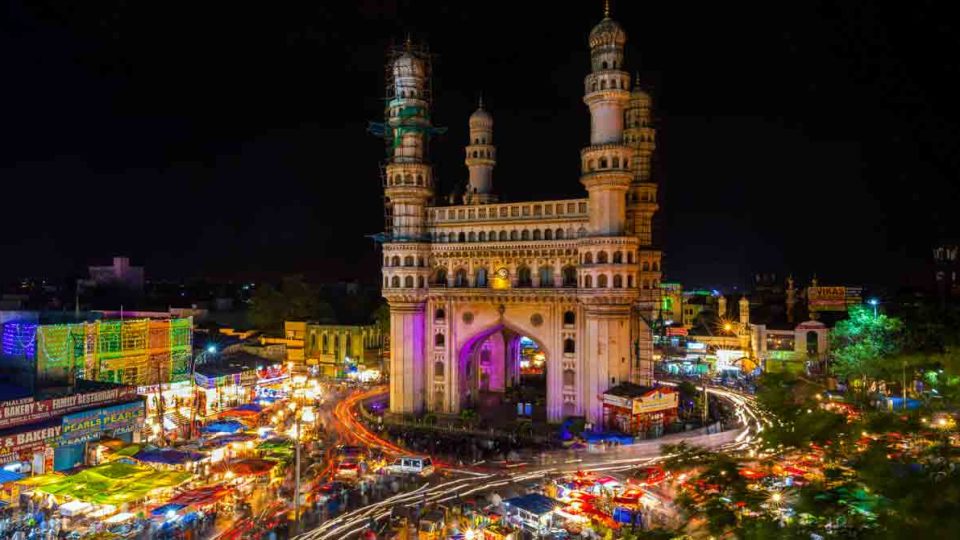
[295,382,771,540]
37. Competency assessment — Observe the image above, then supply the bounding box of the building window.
[517,266,532,287]
[458,232,466,242]
[562,266,577,287]
[533,229,542,240]
[334,335,340,354]
[613,274,623,288]
[478,231,486,242]
[613,251,622,264]
[584,252,594,264]
[642,261,650,271]
[404,255,414,266]
[521,230,530,240]
[564,338,576,354]
[544,229,553,240]
[455,268,468,287]
[435,361,445,377]
[627,275,634,288]
[322,334,329,354]
[468,231,476,242]
[435,308,445,321]
[539,266,554,287]
[391,256,400,266]
[510,230,518,241]
[499,230,508,241]
[627,252,634,264]
[433,267,447,286]
[417,276,425,288]
[597,251,608,264]
[563,369,575,386]
[556,228,564,239]
[584,275,593,288]
[404,276,414,288]
[391,276,400,287]
[563,311,576,325]
[476,268,488,287]
[435,333,445,348]
[598,274,608,288]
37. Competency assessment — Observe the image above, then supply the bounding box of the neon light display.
[2,323,37,357]
[0,318,193,386]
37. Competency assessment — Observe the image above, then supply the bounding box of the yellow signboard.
[632,391,678,415]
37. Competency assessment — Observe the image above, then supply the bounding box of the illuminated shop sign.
[60,401,144,442]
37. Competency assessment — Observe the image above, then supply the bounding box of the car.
[335,458,368,480]
[385,455,435,476]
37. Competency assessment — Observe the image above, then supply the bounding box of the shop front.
[194,367,257,417]
[601,384,678,437]
[57,400,146,471]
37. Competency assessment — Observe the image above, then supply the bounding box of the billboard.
[808,286,847,312]
[0,386,138,430]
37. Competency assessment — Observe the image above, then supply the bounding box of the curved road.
[296,383,771,540]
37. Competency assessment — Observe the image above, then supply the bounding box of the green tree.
[830,305,904,392]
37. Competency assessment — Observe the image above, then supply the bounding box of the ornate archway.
[458,322,549,421]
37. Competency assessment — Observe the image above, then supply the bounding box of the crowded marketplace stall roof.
[24,462,192,505]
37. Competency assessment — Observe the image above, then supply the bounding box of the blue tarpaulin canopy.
[151,503,187,516]
[134,449,205,465]
[234,403,262,413]
[0,470,25,484]
[201,420,245,434]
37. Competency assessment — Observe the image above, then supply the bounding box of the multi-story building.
[376,7,662,426]
[285,321,385,378]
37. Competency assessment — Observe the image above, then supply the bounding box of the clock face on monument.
[496,268,509,280]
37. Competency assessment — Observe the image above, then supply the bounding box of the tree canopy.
[247,275,333,332]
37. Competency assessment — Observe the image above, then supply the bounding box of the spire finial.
[404,33,413,50]
[478,92,484,110]
[604,0,611,17]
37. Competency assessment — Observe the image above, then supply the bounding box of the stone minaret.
[786,275,796,324]
[382,41,435,415]
[624,77,658,246]
[579,5,645,424]
[739,296,750,326]
[463,97,497,204]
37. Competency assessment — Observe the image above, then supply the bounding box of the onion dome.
[469,98,493,129]
[589,16,626,50]
[392,51,425,80]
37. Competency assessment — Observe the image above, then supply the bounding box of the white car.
[386,456,435,476]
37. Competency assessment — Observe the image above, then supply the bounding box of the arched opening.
[521,230,530,241]
[435,308,445,321]
[468,231,476,242]
[434,361,445,377]
[391,255,400,266]
[404,255,414,266]
[322,334,329,354]
[544,229,553,240]
[613,274,623,288]
[563,338,575,354]
[390,276,400,288]
[499,230,508,241]
[613,251,623,264]
[432,267,447,286]
[417,276,424,288]
[597,251,609,264]
[454,268,469,287]
[598,274,609,288]
[584,275,593,288]
[563,310,576,325]
[475,267,488,287]
[532,229,542,240]
[510,230,518,241]
[555,228,564,239]
[435,333,445,348]
[459,325,549,424]
[806,331,819,356]
[584,252,594,264]
[539,266,554,287]
[478,231,486,242]
[458,232,466,242]
[517,266,532,287]
[404,276,414,288]
[562,266,577,287]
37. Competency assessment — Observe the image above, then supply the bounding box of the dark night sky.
[3,1,959,290]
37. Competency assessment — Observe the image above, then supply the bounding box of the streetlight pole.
[869,298,879,318]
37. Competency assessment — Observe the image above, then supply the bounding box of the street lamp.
[868,298,879,318]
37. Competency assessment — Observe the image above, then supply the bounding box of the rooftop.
[504,493,562,516]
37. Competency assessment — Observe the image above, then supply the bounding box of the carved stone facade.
[379,12,661,426]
